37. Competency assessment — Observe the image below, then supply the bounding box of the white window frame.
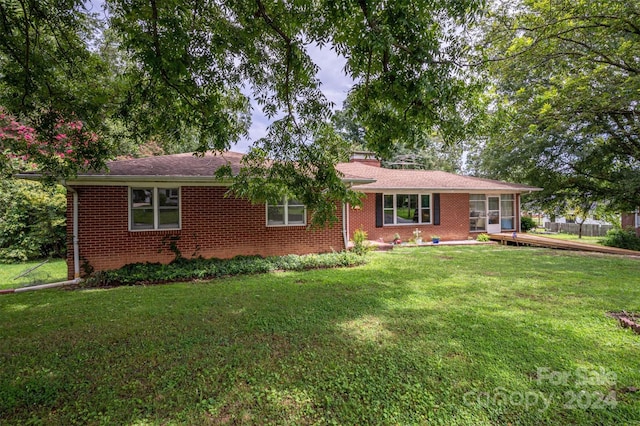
[383,193,432,226]
[266,198,307,227]
[500,194,516,231]
[469,194,487,232]
[129,187,181,231]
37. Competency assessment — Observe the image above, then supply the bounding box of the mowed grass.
[1,246,640,425]
[0,259,67,289]
[534,232,605,245]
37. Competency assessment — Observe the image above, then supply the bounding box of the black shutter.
[375,193,384,228]
[433,193,440,225]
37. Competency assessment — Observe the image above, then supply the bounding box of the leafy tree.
[0,0,118,155]
[1,109,110,180]
[0,179,66,262]
[332,101,464,172]
[471,0,640,215]
[332,108,366,151]
[2,0,485,225]
[382,135,463,172]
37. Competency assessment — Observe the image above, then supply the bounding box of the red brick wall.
[621,212,640,236]
[348,192,472,243]
[67,186,345,279]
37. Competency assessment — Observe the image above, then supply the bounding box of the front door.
[487,196,501,234]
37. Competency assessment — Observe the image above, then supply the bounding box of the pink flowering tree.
[0,109,111,180]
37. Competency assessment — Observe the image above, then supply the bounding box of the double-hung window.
[267,198,306,226]
[130,187,180,230]
[383,194,431,225]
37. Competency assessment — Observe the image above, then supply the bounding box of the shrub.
[520,216,537,232]
[0,179,66,262]
[82,251,368,288]
[476,233,490,242]
[351,227,373,255]
[602,228,640,251]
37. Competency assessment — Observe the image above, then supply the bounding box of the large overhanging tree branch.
[0,0,115,178]
[472,0,640,213]
[1,0,485,225]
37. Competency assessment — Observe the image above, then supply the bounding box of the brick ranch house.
[53,151,538,279]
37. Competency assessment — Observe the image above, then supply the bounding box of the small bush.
[520,216,537,232]
[602,228,640,251]
[351,227,373,255]
[476,233,490,242]
[82,251,368,287]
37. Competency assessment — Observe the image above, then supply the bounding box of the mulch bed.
[607,311,640,334]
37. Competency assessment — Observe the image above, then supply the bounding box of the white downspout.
[63,182,81,279]
[73,190,80,279]
[342,202,349,250]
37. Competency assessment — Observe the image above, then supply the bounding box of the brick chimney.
[349,151,381,167]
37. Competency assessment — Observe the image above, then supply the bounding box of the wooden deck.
[489,233,640,257]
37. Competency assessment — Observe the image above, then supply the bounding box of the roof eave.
[349,186,542,193]
[342,178,377,185]
[15,173,234,186]
[16,173,377,187]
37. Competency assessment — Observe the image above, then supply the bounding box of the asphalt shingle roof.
[91,151,245,177]
[72,151,538,192]
[335,162,539,192]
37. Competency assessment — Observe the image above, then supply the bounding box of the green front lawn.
[0,258,67,289]
[1,246,639,424]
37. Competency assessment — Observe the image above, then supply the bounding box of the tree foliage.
[1,0,485,225]
[332,102,465,172]
[381,136,463,172]
[0,0,110,121]
[471,0,640,214]
[0,179,66,262]
[1,109,110,180]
